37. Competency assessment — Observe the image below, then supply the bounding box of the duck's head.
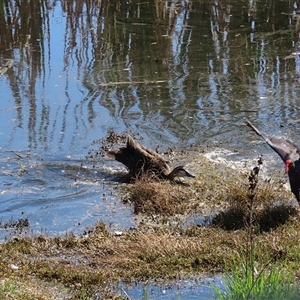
[167,166,195,181]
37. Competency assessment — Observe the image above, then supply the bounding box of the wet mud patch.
[0,217,30,240]
[0,217,29,230]
[86,131,128,159]
[86,130,185,160]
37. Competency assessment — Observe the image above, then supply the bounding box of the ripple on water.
[0,152,135,241]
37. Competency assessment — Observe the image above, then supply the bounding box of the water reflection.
[117,275,224,300]
[1,0,300,238]
[1,1,300,148]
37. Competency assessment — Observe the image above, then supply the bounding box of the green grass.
[0,279,31,300]
[214,260,299,300]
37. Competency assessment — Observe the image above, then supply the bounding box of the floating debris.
[0,218,30,230]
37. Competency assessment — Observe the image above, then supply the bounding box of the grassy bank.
[1,155,300,299]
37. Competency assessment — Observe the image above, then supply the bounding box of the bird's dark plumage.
[246,119,300,206]
[106,135,195,181]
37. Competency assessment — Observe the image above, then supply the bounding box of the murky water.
[1,0,300,296]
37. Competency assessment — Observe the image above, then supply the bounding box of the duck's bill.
[184,169,195,178]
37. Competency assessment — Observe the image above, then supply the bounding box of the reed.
[213,157,300,299]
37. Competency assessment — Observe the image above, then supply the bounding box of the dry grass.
[126,157,296,232]
[1,157,300,298]
[126,176,195,215]
[1,218,300,298]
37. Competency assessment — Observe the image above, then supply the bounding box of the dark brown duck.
[106,135,195,181]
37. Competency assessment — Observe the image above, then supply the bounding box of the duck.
[106,135,195,181]
[246,119,300,207]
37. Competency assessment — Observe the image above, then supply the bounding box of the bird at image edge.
[246,119,300,207]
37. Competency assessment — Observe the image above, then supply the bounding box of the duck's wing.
[105,135,136,165]
[106,134,171,177]
[127,135,167,161]
[129,135,171,174]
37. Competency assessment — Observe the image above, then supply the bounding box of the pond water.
[1,0,300,297]
[116,275,224,299]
